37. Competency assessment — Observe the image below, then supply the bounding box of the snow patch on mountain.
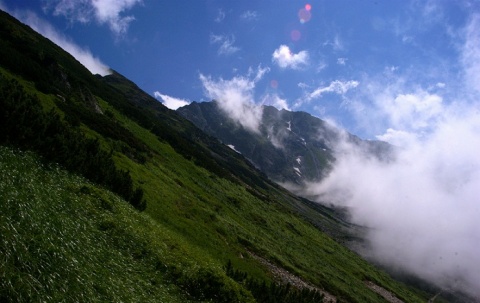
[227,144,241,153]
[293,167,301,176]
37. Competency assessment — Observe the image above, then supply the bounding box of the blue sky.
[1,0,479,141]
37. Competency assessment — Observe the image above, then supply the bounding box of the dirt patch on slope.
[365,281,404,303]
[248,251,336,302]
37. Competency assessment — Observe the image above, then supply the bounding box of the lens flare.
[298,8,311,23]
[290,29,301,41]
[305,4,312,11]
[270,79,278,89]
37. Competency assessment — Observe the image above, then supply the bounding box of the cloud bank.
[5,7,110,76]
[307,108,480,297]
[303,14,480,298]
[272,45,309,69]
[44,0,142,36]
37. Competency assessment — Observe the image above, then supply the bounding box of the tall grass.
[0,146,252,302]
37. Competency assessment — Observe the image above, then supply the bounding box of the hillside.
[0,9,433,302]
[178,101,392,185]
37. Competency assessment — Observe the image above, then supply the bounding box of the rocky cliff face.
[178,101,393,185]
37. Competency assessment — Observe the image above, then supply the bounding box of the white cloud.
[300,14,480,297]
[297,82,309,89]
[309,80,359,100]
[306,109,480,297]
[337,57,347,65]
[240,10,259,21]
[153,92,190,110]
[210,33,240,56]
[45,0,142,36]
[461,14,480,93]
[261,94,290,111]
[209,33,223,44]
[375,128,417,147]
[348,75,446,143]
[7,8,110,76]
[293,80,359,110]
[316,60,328,72]
[272,45,309,70]
[248,64,270,82]
[214,8,225,23]
[199,66,268,133]
[383,92,443,130]
[323,34,344,51]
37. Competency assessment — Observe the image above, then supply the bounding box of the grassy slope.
[65,85,427,302]
[0,146,210,302]
[0,10,431,302]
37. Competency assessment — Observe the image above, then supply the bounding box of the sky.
[2,0,480,298]
[1,0,478,141]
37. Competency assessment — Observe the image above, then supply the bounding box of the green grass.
[0,146,253,302]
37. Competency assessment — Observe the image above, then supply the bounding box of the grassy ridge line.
[0,146,255,302]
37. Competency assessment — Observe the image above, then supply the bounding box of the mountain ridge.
[178,100,393,186]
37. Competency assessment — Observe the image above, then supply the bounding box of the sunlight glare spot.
[298,8,312,23]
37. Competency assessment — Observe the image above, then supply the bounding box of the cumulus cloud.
[210,33,240,56]
[153,92,190,110]
[44,0,142,36]
[199,66,268,133]
[272,45,309,69]
[6,7,110,76]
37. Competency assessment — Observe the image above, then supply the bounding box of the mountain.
[0,9,445,302]
[178,101,393,185]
